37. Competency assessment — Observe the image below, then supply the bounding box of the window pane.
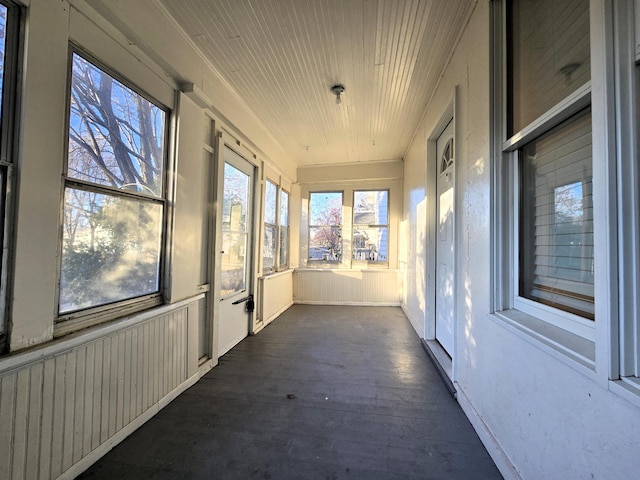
[353,227,388,262]
[263,224,276,271]
[68,53,166,197]
[309,192,342,226]
[509,0,590,135]
[519,109,594,319]
[354,190,388,225]
[280,189,289,226]
[220,232,247,297]
[222,163,249,233]
[309,227,342,261]
[60,188,162,313]
[279,226,289,268]
[264,180,276,224]
[221,160,250,297]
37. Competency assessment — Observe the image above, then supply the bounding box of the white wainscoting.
[293,269,401,305]
[257,270,294,329]
[0,296,203,480]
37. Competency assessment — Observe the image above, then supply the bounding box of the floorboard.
[77,305,502,480]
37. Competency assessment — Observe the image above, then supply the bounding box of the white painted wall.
[402,2,640,479]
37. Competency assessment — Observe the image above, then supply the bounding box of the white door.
[435,119,455,356]
[218,146,255,356]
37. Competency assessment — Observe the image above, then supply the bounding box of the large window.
[496,0,593,334]
[59,52,167,318]
[0,0,20,347]
[352,190,388,264]
[308,191,342,262]
[262,180,289,273]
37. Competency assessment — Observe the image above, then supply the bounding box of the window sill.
[295,267,397,272]
[258,269,293,280]
[489,309,596,376]
[4,294,204,369]
[610,377,640,409]
[55,294,163,337]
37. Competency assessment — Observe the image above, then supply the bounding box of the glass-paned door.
[218,145,255,356]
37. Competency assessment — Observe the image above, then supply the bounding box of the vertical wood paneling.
[12,370,29,480]
[91,341,103,450]
[50,356,65,478]
[62,351,76,472]
[136,327,144,418]
[73,348,85,465]
[26,363,43,480]
[82,343,94,458]
[107,337,117,439]
[123,330,132,426]
[99,338,110,445]
[0,305,193,480]
[0,373,17,479]
[115,334,125,432]
[294,270,400,305]
[259,271,294,325]
[39,358,55,480]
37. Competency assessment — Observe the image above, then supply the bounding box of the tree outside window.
[308,192,342,262]
[59,52,167,315]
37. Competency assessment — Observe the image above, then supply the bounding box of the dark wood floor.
[78,305,502,480]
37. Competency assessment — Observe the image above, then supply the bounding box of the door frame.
[425,87,458,379]
[211,131,263,360]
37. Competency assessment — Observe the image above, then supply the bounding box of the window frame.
[261,178,290,275]
[279,188,289,270]
[491,0,597,349]
[351,189,389,266]
[0,0,22,351]
[307,190,343,264]
[262,179,277,274]
[56,47,170,332]
[611,0,640,389]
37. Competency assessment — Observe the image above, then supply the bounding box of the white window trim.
[55,48,171,334]
[490,0,597,370]
[261,176,291,275]
[263,179,278,274]
[278,188,290,270]
[608,0,640,394]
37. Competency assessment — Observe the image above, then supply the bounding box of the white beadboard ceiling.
[158,0,476,167]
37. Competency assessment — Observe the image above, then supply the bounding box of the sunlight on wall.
[472,156,485,176]
[463,272,477,371]
[404,188,428,335]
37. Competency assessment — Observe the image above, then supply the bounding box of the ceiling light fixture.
[331,84,345,104]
